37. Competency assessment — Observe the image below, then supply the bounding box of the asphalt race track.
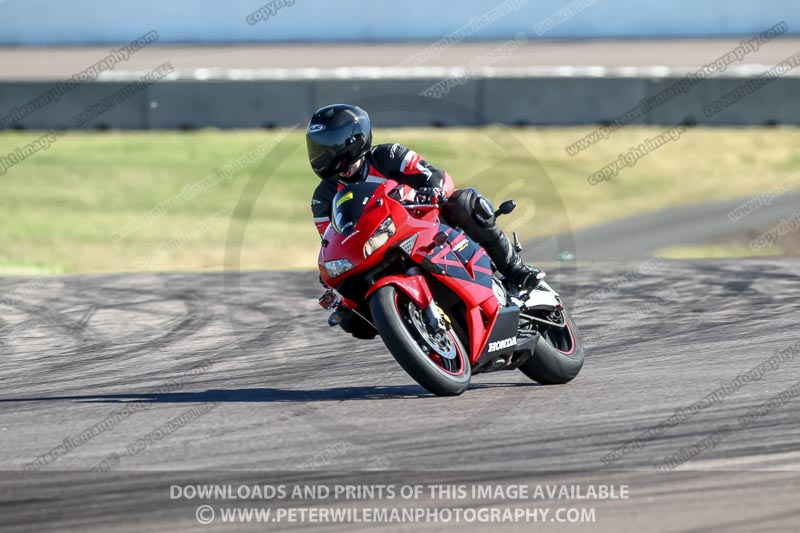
[565,193,800,261]
[1,258,799,531]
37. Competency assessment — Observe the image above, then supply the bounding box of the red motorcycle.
[318,180,584,396]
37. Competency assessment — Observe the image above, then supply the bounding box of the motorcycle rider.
[308,104,545,338]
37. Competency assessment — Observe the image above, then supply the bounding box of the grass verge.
[1,126,799,273]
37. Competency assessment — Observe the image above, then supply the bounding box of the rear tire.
[370,286,471,396]
[519,310,584,384]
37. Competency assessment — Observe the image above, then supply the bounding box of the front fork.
[363,267,448,336]
[422,301,448,335]
[405,267,448,335]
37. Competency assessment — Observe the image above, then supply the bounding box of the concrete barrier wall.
[1,0,799,44]
[2,75,798,130]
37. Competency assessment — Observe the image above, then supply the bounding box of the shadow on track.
[0,382,539,404]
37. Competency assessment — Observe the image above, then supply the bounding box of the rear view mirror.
[495,200,516,217]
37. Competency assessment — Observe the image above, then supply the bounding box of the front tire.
[370,286,471,396]
[519,310,584,384]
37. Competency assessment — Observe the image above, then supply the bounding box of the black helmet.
[306,104,372,180]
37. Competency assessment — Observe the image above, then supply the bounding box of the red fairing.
[365,274,433,309]
[318,179,502,364]
[315,219,331,235]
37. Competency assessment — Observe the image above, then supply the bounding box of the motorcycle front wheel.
[370,285,471,396]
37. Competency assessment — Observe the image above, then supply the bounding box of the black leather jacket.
[310,143,445,234]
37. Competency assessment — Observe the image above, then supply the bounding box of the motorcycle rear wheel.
[519,309,584,384]
[370,285,471,396]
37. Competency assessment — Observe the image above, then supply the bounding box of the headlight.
[323,259,354,278]
[363,217,396,257]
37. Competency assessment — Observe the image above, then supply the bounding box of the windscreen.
[331,181,381,236]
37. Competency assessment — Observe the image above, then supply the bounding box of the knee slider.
[471,192,495,228]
